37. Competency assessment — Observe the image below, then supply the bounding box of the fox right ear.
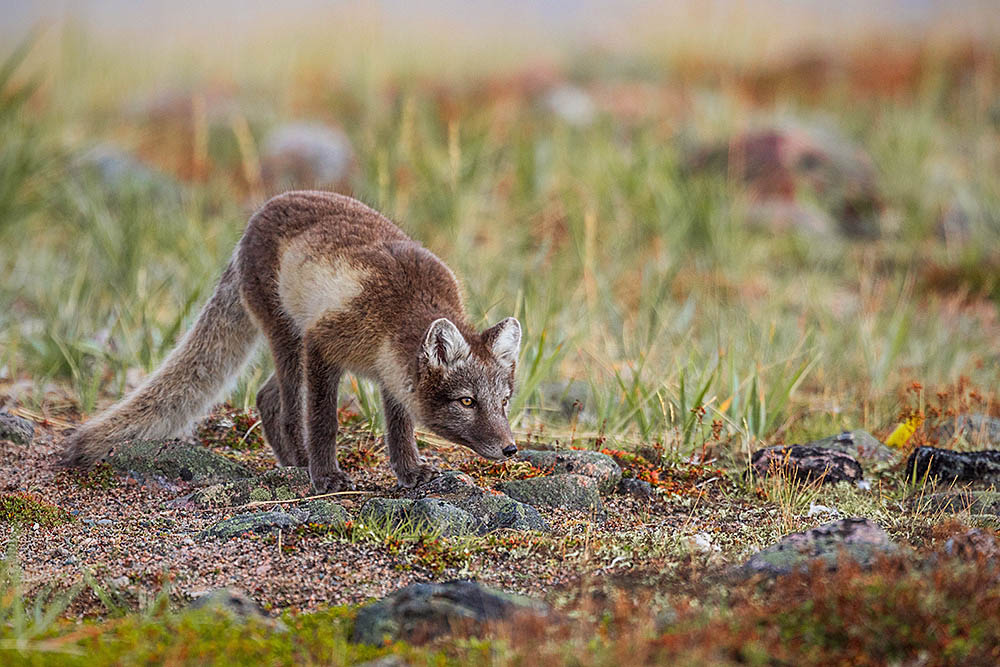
[422,318,471,369]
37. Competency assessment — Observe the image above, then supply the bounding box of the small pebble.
[96,519,113,526]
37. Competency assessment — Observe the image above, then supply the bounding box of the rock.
[944,529,1000,561]
[515,449,622,493]
[107,440,253,485]
[750,445,863,484]
[359,498,416,528]
[913,490,1000,515]
[300,499,349,526]
[738,518,896,579]
[75,145,181,200]
[354,657,409,667]
[933,415,1000,448]
[534,380,591,421]
[500,474,603,514]
[804,430,895,462]
[541,85,596,127]
[617,477,654,499]
[0,411,34,445]
[407,470,550,534]
[687,124,882,238]
[187,588,285,630]
[351,580,549,646]
[361,494,520,537]
[181,467,312,508]
[261,122,354,191]
[906,446,1000,485]
[410,498,477,537]
[200,510,302,540]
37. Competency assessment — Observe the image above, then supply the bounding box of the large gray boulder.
[261,122,354,191]
[804,430,895,462]
[352,580,549,645]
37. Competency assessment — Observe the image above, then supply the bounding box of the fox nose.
[502,443,518,458]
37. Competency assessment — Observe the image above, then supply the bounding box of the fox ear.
[422,318,471,369]
[482,317,521,367]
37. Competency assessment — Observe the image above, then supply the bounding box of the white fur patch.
[277,240,366,331]
[374,339,419,418]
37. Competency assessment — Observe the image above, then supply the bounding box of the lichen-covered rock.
[351,580,549,645]
[914,490,1000,515]
[199,510,302,539]
[905,446,1000,485]
[188,588,268,619]
[108,440,253,484]
[944,529,1000,561]
[500,474,603,514]
[359,498,416,528]
[738,517,896,579]
[406,470,549,534]
[805,430,895,462]
[933,415,1000,448]
[0,411,34,445]
[515,449,622,493]
[751,445,863,484]
[410,498,477,536]
[183,467,311,508]
[408,470,479,497]
[261,122,354,190]
[617,477,654,499]
[300,499,349,526]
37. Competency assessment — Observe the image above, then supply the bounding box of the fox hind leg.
[256,373,307,466]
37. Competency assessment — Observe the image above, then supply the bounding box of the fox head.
[414,316,521,460]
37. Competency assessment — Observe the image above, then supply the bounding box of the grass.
[1,6,1000,666]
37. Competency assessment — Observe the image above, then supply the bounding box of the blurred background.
[1,0,998,462]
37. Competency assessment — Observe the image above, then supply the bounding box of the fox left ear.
[482,317,521,367]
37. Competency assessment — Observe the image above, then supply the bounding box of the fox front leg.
[303,339,354,493]
[381,388,438,488]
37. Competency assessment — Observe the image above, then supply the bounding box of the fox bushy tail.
[61,258,260,466]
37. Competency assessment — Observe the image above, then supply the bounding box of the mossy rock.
[200,510,303,540]
[352,579,549,646]
[516,449,622,493]
[300,499,350,526]
[0,411,34,445]
[445,490,550,534]
[360,497,478,536]
[737,517,897,579]
[359,498,416,528]
[185,467,311,508]
[108,440,253,485]
[500,474,603,514]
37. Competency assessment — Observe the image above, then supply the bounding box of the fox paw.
[395,462,440,489]
[310,470,356,494]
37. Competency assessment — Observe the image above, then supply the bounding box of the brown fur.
[61,191,521,491]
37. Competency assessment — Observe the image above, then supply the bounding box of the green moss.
[0,493,72,528]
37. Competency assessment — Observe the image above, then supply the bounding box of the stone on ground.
[751,445,863,484]
[200,510,303,540]
[805,430,895,462]
[108,440,253,484]
[516,449,622,493]
[905,446,1000,485]
[933,415,1000,448]
[913,490,1000,515]
[500,473,603,514]
[182,467,312,508]
[351,580,549,645]
[360,496,478,537]
[261,122,354,190]
[738,517,896,579]
[0,411,34,445]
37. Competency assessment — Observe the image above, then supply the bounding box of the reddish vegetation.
[600,448,723,497]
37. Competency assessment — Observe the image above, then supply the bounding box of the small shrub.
[0,492,72,527]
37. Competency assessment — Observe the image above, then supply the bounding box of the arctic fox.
[61,191,522,491]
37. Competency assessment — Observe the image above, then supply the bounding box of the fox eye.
[458,397,475,407]
[502,397,509,407]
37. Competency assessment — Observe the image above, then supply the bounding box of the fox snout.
[502,443,518,457]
